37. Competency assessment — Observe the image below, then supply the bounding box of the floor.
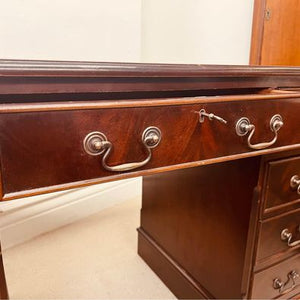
[2,196,176,299]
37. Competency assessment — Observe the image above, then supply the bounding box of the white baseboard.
[0,177,142,250]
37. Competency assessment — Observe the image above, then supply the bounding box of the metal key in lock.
[198,109,227,124]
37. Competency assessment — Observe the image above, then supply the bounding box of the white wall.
[0,0,144,249]
[0,0,254,248]
[0,0,254,64]
[141,0,254,64]
[0,0,142,62]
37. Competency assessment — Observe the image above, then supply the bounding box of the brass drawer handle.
[290,175,300,195]
[235,114,283,150]
[281,226,300,247]
[273,270,299,295]
[83,126,161,172]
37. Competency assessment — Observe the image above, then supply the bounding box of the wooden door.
[250,0,300,66]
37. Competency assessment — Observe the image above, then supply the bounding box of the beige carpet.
[2,196,176,299]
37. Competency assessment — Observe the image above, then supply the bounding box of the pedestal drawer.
[251,254,300,299]
[264,156,300,215]
[257,209,300,262]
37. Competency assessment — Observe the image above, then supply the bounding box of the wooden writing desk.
[0,60,299,299]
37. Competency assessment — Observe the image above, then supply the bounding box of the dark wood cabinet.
[0,60,300,299]
[138,150,300,299]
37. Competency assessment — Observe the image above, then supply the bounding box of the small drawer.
[257,209,300,262]
[251,254,300,299]
[264,157,300,214]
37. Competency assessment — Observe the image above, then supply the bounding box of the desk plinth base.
[138,228,210,299]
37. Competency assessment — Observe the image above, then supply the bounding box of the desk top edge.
[1,59,300,77]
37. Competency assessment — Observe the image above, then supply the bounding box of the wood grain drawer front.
[251,254,300,299]
[264,157,300,214]
[257,209,300,262]
[0,97,299,200]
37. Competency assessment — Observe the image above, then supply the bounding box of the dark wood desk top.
[0,59,300,98]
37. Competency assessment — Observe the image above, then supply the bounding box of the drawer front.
[0,98,299,199]
[257,209,300,262]
[251,254,300,299]
[264,157,300,214]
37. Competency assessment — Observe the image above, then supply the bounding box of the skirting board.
[0,177,142,250]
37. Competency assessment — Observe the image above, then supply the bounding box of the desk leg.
[0,241,8,299]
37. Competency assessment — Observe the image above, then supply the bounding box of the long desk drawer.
[0,97,299,199]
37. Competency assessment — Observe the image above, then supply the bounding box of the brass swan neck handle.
[273,270,299,295]
[290,175,300,195]
[236,114,283,150]
[281,226,300,248]
[83,127,161,172]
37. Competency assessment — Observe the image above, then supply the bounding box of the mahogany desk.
[0,60,299,299]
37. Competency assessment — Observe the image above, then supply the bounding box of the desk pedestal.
[138,158,260,299]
